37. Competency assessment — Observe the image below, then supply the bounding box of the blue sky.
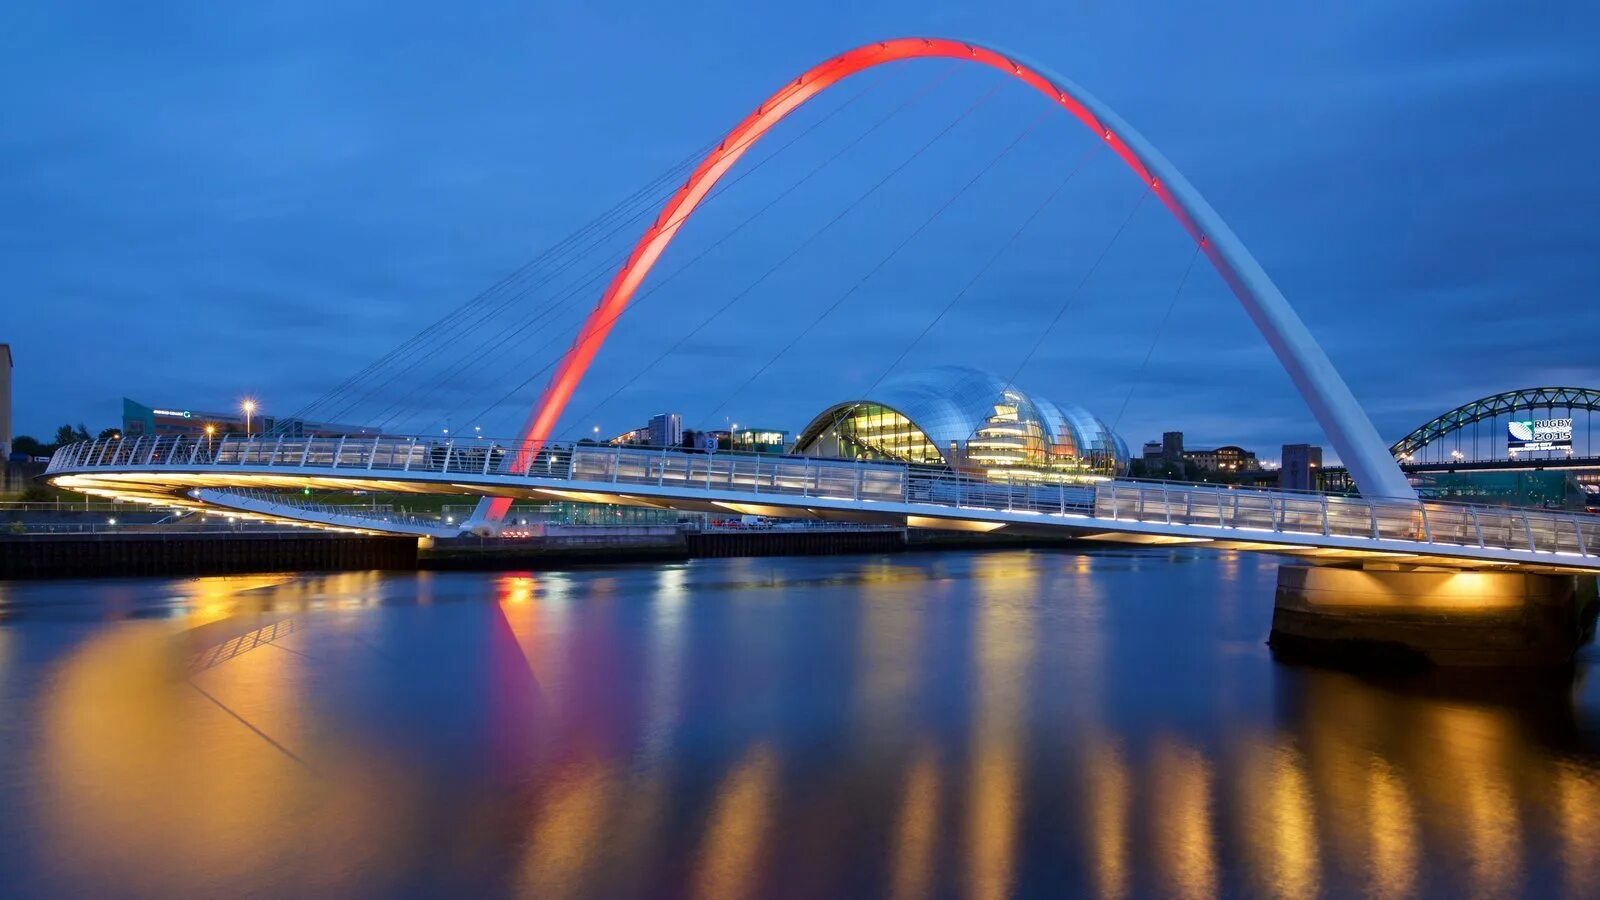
[3,1,1596,460]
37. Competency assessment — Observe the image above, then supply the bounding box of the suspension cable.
[999,187,1150,393]
[1108,244,1202,436]
[695,104,1046,432]
[384,65,926,435]
[811,144,1098,444]
[284,136,719,428]
[463,69,990,440]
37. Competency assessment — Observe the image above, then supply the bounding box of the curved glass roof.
[794,366,1128,471]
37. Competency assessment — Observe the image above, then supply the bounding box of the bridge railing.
[1096,479,1597,558]
[45,435,1600,562]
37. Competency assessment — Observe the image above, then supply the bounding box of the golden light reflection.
[176,574,298,627]
[889,747,941,900]
[1557,761,1600,896]
[692,744,778,900]
[1084,739,1130,900]
[965,553,1035,900]
[36,626,303,893]
[1151,739,1218,900]
[1237,741,1319,899]
[1366,756,1417,900]
[515,762,617,897]
[1427,705,1522,895]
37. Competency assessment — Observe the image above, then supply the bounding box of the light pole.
[241,399,257,435]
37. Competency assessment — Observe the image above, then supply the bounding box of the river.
[2,548,1599,897]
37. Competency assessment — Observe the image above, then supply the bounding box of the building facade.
[121,398,374,438]
[647,413,683,449]
[0,343,11,460]
[792,366,1127,480]
[1280,443,1324,492]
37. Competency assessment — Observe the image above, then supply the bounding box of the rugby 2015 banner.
[1508,418,1573,452]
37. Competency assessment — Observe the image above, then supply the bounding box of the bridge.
[40,37,1600,596]
[44,433,1600,573]
[1317,387,1600,506]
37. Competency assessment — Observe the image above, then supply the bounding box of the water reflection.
[3,551,1600,896]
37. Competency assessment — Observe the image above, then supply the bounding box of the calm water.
[3,548,1600,898]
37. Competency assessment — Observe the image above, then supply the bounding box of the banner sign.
[1508,418,1572,452]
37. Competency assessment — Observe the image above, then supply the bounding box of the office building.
[1280,443,1323,492]
[648,413,683,449]
[121,398,374,438]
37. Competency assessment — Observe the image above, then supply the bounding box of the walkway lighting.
[241,399,257,434]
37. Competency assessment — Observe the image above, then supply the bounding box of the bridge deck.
[45,434,1600,572]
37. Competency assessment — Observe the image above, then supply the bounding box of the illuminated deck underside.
[50,453,1600,573]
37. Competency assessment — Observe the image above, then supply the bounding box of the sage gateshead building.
[792,366,1129,480]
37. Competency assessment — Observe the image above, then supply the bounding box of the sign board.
[702,433,719,453]
[1508,418,1572,452]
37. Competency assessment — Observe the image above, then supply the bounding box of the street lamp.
[241,399,257,435]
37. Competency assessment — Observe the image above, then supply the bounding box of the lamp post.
[241,399,257,435]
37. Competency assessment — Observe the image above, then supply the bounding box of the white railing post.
[403,437,417,472]
[1575,517,1589,556]
[481,442,494,476]
[1418,503,1432,543]
[1522,510,1535,552]
[611,444,622,483]
[659,445,668,486]
[1368,502,1380,540]
[441,439,455,473]
[1469,506,1484,548]
[1162,484,1172,524]
[298,437,312,468]
[330,435,347,470]
[268,435,284,467]
[370,435,383,471]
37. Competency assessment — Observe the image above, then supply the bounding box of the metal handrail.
[46,435,1600,561]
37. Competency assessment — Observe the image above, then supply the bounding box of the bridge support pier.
[1269,565,1598,669]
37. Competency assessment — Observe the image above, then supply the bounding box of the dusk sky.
[4,1,1596,461]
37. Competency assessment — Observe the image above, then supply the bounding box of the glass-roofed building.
[792,366,1129,480]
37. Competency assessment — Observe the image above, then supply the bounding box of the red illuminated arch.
[477,37,1412,525]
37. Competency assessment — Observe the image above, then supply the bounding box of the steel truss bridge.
[45,433,1600,573]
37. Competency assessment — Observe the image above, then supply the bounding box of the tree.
[96,427,121,440]
[53,424,78,447]
[12,435,46,457]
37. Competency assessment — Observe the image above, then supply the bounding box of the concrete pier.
[1270,565,1599,669]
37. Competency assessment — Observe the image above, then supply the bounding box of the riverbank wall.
[0,533,418,579]
[1,526,1102,579]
